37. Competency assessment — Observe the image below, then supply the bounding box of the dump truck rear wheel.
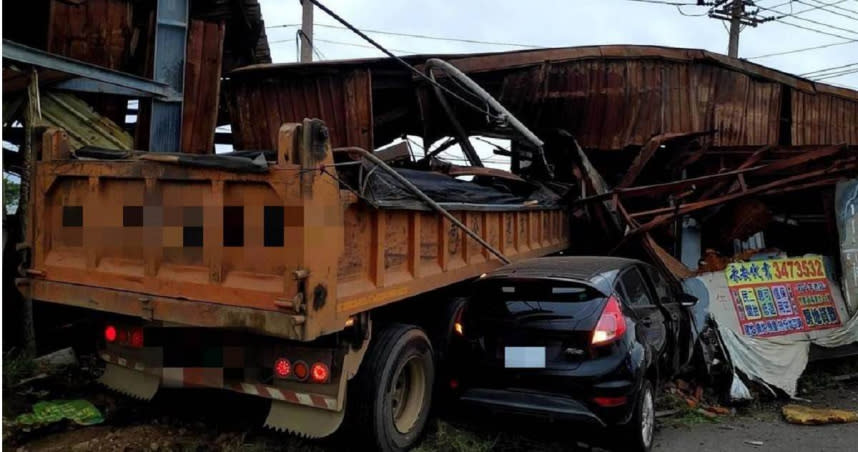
[348,323,434,451]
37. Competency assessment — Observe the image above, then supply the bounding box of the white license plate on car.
[504,346,545,368]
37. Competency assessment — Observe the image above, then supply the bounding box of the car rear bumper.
[460,388,606,426]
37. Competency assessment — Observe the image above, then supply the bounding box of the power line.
[296,30,327,61]
[270,35,416,54]
[772,17,858,40]
[313,38,415,54]
[800,0,858,20]
[755,2,858,36]
[748,38,858,58]
[676,4,711,15]
[621,0,703,5]
[812,67,858,80]
[267,23,543,49]
[800,61,858,76]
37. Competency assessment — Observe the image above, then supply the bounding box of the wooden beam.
[617,131,714,189]
[696,145,770,200]
[627,162,856,235]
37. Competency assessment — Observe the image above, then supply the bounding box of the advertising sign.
[725,256,842,338]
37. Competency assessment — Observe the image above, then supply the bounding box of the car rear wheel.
[348,324,434,451]
[614,380,655,452]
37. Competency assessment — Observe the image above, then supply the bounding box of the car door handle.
[641,318,654,326]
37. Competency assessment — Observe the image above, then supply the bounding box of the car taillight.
[310,362,329,383]
[591,295,627,346]
[453,307,465,336]
[274,358,291,378]
[293,361,309,381]
[104,325,117,342]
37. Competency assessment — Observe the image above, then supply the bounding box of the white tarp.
[691,261,858,396]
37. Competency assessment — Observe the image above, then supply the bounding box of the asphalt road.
[654,419,858,452]
[654,381,858,452]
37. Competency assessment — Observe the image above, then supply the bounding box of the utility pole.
[300,0,314,62]
[707,1,769,59]
[727,0,742,58]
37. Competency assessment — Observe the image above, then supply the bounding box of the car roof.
[482,256,644,294]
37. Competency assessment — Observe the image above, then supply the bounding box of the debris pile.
[659,379,733,420]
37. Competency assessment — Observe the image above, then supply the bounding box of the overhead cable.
[267,23,542,48]
[800,61,858,76]
[748,39,858,58]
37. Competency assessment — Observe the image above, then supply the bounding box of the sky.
[258,0,858,90]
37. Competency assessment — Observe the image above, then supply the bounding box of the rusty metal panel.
[46,0,133,70]
[228,69,373,150]
[793,91,858,146]
[492,58,783,150]
[228,46,855,152]
[181,20,225,154]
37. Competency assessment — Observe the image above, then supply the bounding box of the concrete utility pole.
[300,0,314,63]
[727,0,742,58]
[707,0,768,59]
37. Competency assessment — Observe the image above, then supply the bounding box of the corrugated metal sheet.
[227,45,858,151]
[46,0,133,71]
[227,69,373,150]
[793,91,858,146]
[493,59,783,149]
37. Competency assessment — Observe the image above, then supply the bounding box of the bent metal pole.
[332,146,511,264]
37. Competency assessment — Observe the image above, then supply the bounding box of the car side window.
[645,265,672,303]
[618,267,655,307]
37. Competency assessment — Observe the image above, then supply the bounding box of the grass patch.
[416,420,496,452]
[2,351,35,390]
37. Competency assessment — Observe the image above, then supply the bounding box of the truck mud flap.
[265,400,345,438]
[99,363,159,400]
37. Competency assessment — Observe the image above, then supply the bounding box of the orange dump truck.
[19,60,571,450]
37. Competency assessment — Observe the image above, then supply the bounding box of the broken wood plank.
[180,20,225,153]
[617,131,714,189]
[181,20,204,153]
[626,163,857,236]
[697,145,770,200]
[574,164,767,205]
[37,91,133,150]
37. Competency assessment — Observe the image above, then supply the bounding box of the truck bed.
[22,122,570,341]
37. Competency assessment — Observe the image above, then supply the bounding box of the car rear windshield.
[473,279,603,316]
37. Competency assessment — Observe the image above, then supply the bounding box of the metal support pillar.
[149,0,189,152]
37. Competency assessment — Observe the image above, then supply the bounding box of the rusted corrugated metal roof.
[226,69,373,150]
[227,45,858,151]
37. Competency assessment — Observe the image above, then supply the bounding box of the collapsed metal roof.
[227,44,858,152]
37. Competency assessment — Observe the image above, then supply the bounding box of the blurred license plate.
[504,347,545,368]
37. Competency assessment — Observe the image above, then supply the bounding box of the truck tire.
[349,324,435,451]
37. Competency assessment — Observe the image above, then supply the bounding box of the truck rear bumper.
[99,349,339,411]
[460,388,606,426]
